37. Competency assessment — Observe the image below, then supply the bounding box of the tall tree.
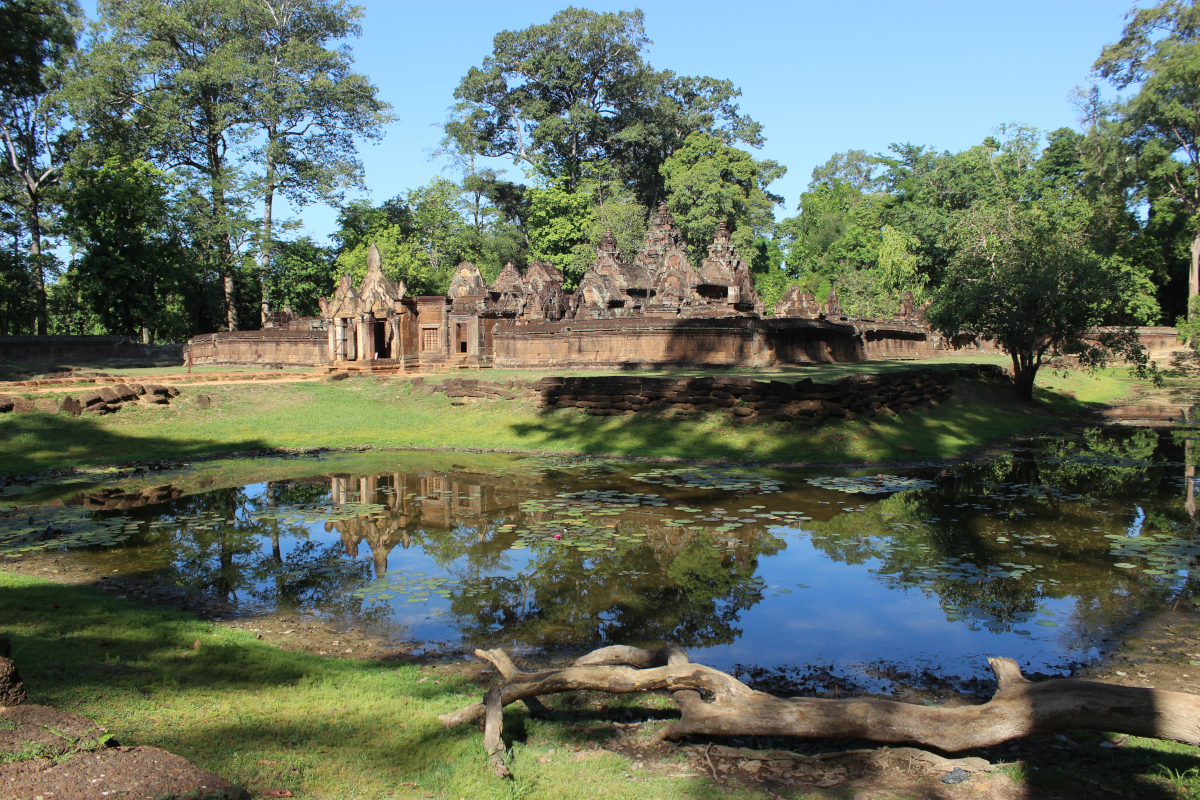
[83,0,266,330]
[0,0,80,334]
[448,7,762,208]
[1095,0,1200,316]
[808,149,887,193]
[245,0,393,325]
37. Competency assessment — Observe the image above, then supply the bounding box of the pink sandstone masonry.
[0,336,182,365]
[527,366,1005,422]
[388,364,1008,425]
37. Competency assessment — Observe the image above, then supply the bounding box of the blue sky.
[84,0,1139,242]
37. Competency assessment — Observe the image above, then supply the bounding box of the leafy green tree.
[525,177,594,286]
[330,196,413,255]
[264,237,335,317]
[926,191,1152,400]
[60,157,186,339]
[82,0,265,331]
[0,0,80,334]
[779,178,886,279]
[245,0,394,324]
[448,7,762,208]
[660,131,784,260]
[333,179,471,295]
[0,0,77,97]
[82,0,390,332]
[1094,0,1200,316]
[750,235,790,314]
[444,146,526,282]
[808,148,887,192]
[46,267,100,334]
[0,248,38,334]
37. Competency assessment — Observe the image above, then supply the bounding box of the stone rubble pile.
[60,383,181,416]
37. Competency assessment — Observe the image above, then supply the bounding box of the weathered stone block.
[0,656,25,706]
[790,399,823,415]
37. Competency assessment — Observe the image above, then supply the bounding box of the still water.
[4,426,1199,691]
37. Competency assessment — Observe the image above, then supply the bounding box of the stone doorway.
[374,320,387,359]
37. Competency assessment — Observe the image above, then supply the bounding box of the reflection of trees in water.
[134,484,377,619]
[1034,428,1162,499]
[444,528,783,650]
[805,431,1191,643]
[322,467,789,649]
[244,539,377,619]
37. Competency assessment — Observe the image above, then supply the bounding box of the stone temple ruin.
[184,203,983,369]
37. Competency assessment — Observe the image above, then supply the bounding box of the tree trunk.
[28,195,46,335]
[1011,352,1036,401]
[209,133,238,332]
[260,141,275,327]
[445,646,1200,778]
[1190,227,1200,320]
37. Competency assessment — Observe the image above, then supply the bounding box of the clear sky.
[83,0,1140,242]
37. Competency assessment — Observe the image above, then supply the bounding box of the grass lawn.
[0,355,1145,477]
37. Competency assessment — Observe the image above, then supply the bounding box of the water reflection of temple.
[313,470,764,578]
[323,472,533,577]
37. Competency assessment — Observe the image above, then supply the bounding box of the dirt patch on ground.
[2,745,241,800]
[1080,605,1200,693]
[0,705,242,800]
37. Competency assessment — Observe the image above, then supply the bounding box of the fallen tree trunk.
[442,645,1200,777]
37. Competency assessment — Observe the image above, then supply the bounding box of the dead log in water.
[441,645,1200,777]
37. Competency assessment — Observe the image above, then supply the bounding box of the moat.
[4,425,1199,695]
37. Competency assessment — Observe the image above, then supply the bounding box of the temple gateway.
[185,203,983,369]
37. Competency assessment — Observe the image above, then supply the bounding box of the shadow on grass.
[0,410,268,476]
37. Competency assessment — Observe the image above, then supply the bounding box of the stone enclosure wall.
[529,368,994,422]
[394,364,1007,425]
[184,329,327,367]
[0,335,182,365]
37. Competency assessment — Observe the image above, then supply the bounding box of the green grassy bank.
[0,356,1143,477]
[4,570,1200,799]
